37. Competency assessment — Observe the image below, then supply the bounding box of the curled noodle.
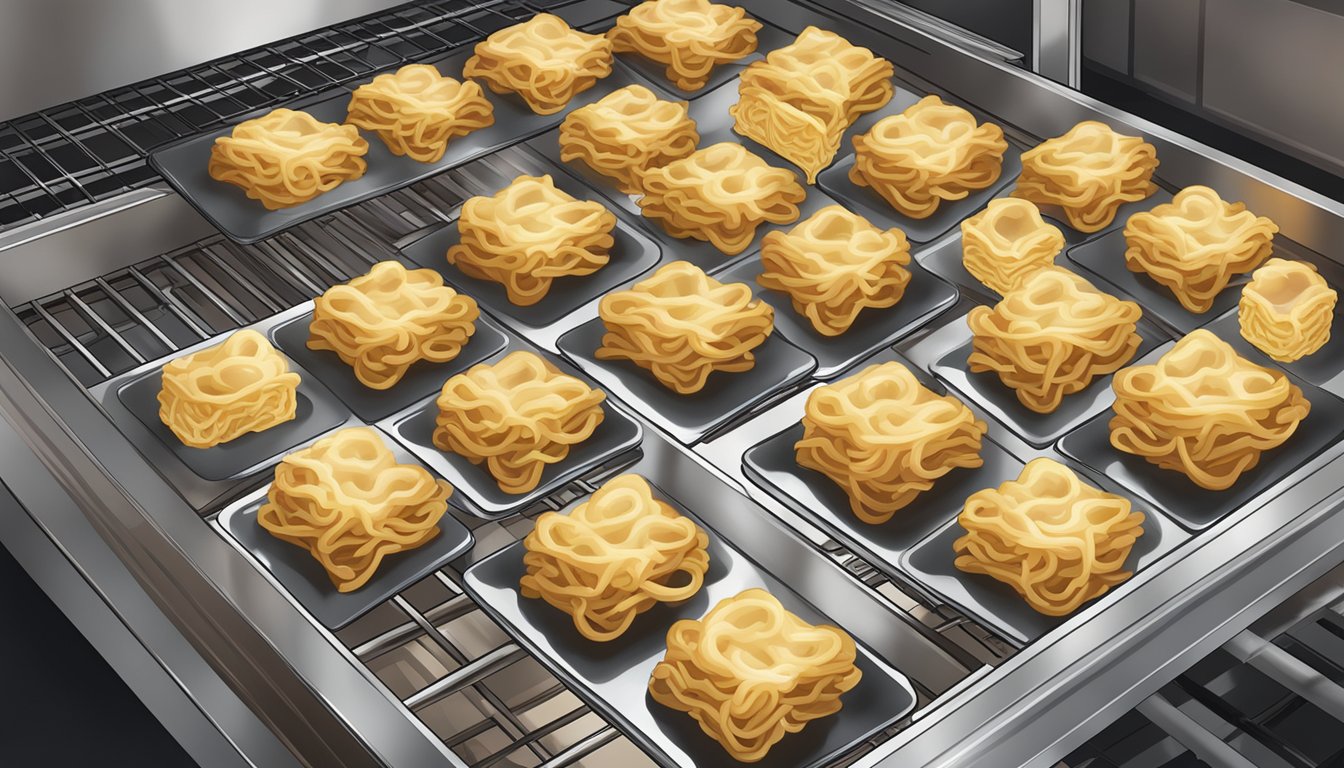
[346,64,494,163]
[607,0,761,91]
[464,14,612,115]
[208,108,368,210]
[559,84,699,194]
[960,198,1065,295]
[1012,121,1158,233]
[1239,258,1338,362]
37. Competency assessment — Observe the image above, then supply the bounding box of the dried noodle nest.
[960,198,1066,295]
[1109,329,1311,491]
[208,108,369,210]
[953,458,1145,616]
[1239,258,1338,362]
[795,361,986,524]
[464,13,612,115]
[607,0,761,91]
[559,84,699,194]
[1012,120,1158,233]
[346,64,494,163]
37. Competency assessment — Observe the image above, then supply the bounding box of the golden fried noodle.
[757,205,911,336]
[954,458,1145,617]
[607,0,761,91]
[1124,185,1279,313]
[447,174,616,306]
[559,84,699,194]
[1239,258,1338,362]
[1013,120,1158,233]
[346,64,494,163]
[849,95,1006,219]
[258,427,451,592]
[649,588,861,763]
[967,267,1142,414]
[796,361,986,524]
[1109,329,1310,491]
[433,351,606,494]
[464,13,612,115]
[208,108,368,210]
[960,198,1066,295]
[596,261,775,394]
[158,329,300,449]
[637,143,806,256]
[521,474,709,641]
[308,260,480,390]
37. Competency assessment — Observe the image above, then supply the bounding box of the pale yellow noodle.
[731,26,893,183]
[960,198,1065,295]
[463,14,612,115]
[307,261,480,390]
[521,474,709,641]
[757,205,911,336]
[433,351,606,494]
[637,142,806,256]
[596,261,775,394]
[559,84,699,194]
[158,329,301,449]
[967,267,1142,414]
[208,108,368,210]
[446,174,616,306]
[1124,185,1279,313]
[795,361,986,524]
[1012,120,1158,233]
[346,64,494,163]
[649,588,862,763]
[1239,258,1338,362]
[953,458,1145,617]
[1109,329,1310,491]
[607,0,761,91]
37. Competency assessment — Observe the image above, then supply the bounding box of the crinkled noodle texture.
[954,458,1145,617]
[596,261,775,394]
[1012,120,1157,233]
[730,26,893,183]
[849,95,1006,219]
[649,588,862,763]
[433,351,606,494]
[967,267,1142,414]
[346,64,494,163]
[796,361,986,524]
[757,205,911,336]
[308,261,480,390]
[158,329,300,449]
[559,84,699,194]
[208,108,368,210]
[464,13,612,115]
[258,428,451,593]
[961,198,1065,295]
[1109,330,1311,491]
[1239,258,1338,362]
[521,474,709,641]
[607,0,761,91]
[638,143,806,256]
[1124,185,1279,313]
[447,174,616,306]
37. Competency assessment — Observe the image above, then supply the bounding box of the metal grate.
[0,0,594,233]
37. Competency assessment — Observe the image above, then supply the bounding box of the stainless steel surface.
[1135,694,1260,768]
[1032,0,1081,86]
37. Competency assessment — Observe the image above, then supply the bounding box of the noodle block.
[849,95,1007,219]
[1239,258,1338,362]
[346,64,494,163]
[796,361,986,524]
[731,26,893,183]
[1109,329,1310,491]
[596,261,775,394]
[208,108,368,210]
[447,174,616,306]
[961,198,1065,294]
[637,142,806,256]
[607,0,761,91]
[649,588,862,763]
[953,458,1145,617]
[258,427,451,593]
[464,13,612,115]
[1012,120,1158,233]
[521,474,710,641]
[559,84,700,194]
[1124,185,1279,313]
[433,351,606,494]
[158,329,301,449]
[757,204,911,336]
[308,260,481,390]
[967,267,1142,414]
